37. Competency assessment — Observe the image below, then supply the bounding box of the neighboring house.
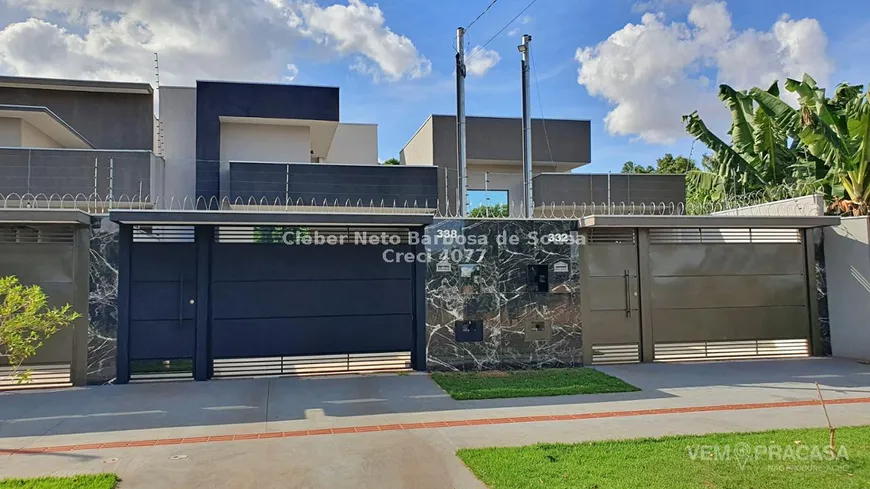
[401,114,685,212]
[0,76,437,209]
[0,76,163,203]
[157,81,395,205]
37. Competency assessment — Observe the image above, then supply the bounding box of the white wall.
[326,123,377,165]
[219,122,311,163]
[0,117,22,146]
[20,120,61,148]
[400,117,433,166]
[824,217,870,361]
[713,194,825,217]
[158,87,197,205]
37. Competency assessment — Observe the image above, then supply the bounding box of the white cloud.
[575,1,833,144]
[283,64,299,82]
[290,0,431,81]
[465,45,501,77]
[0,0,430,85]
[506,14,532,37]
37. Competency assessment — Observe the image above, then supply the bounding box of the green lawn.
[458,426,870,489]
[430,368,639,400]
[0,474,117,489]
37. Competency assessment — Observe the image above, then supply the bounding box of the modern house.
[0,76,163,203]
[401,115,686,213]
[157,81,430,206]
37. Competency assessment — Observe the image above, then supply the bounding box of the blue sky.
[0,0,867,173]
[341,0,868,171]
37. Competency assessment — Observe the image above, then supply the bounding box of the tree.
[621,154,697,174]
[382,158,400,166]
[621,161,654,173]
[469,203,509,218]
[655,154,698,174]
[753,75,870,215]
[1,276,80,384]
[684,74,869,214]
[683,81,819,203]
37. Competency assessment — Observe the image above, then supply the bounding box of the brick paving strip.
[4,396,870,456]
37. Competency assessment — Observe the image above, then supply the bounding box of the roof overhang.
[0,209,91,226]
[0,76,152,95]
[579,215,841,229]
[219,116,338,160]
[0,105,94,148]
[109,210,434,227]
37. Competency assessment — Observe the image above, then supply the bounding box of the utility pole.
[518,34,533,217]
[456,27,468,216]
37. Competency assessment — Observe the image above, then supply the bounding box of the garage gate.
[0,214,90,390]
[581,217,828,365]
[115,215,428,383]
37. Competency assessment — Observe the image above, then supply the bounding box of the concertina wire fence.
[0,189,826,219]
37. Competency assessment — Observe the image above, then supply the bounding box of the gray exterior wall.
[229,162,439,206]
[430,115,591,165]
[533,173,687,208]
[0,218,90,386]
[0,148,160,200]
[0,87,153,150]
[824,217,870,361]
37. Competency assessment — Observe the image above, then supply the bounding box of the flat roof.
[0,209,91,226]
[579,215,841,229]
[109,210,434,227]
[0,76,152,95]
[0,105,94,148]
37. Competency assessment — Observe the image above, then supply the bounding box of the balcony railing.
[0,148,164,206]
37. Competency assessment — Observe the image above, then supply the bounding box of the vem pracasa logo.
[687,442,848,471]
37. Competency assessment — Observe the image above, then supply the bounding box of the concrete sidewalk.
[1,358,869,488]
[1,358,869,451]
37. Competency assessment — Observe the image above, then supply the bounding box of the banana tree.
[682,82,813,203]
[752,75,870,215]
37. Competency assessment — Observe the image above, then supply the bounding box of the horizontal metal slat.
[655,338,809,362]
[591,343,639,365]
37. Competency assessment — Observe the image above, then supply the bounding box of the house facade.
[158,82,387,205]
[0,76,162,202]
[401,114,686,213]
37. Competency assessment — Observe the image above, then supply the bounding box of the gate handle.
[624,269,631,318]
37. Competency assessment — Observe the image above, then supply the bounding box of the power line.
[530,47,555,166]
[466,0,500,31]
[466,0,541,61]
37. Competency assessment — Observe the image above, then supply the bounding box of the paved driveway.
[1,358,869,488]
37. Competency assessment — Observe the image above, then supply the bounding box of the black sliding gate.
[117,224,426,383]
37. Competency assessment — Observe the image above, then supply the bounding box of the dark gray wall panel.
[586,246,638,276]
[649,244,805,276]
[0,149,154,198]
[130,243,196,281]
[650,275,807,309]
[0,87,153,150]
[0,244,73,282]
[129,281,197,321]
[211,241,414,358]
[533,173,686,207]
[652,306,809,342]
[431,116,591,164]
[228,163,438,205]
[0,243,76,365]
[129,320,195,360]
[212,243,411,281]
[128,241,196,360]
[211,279,411,319]
[212,315,412,358]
